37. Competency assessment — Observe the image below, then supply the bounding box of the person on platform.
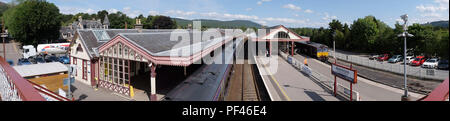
[304,58,308,66]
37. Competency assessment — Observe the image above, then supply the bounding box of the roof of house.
[13,62,68,78]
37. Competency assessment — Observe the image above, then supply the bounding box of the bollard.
[130,86,135,99]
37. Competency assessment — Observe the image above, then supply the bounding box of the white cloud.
[59,7,97,14]
[257,0,271,5]
[108,9,119,14]
[415,0,449,23]
[148,11,160,16]
[416,4,447,12]
[304,9,314,13]
[283,4,301,11]
[322,12,337,21]
[166,10,197,16]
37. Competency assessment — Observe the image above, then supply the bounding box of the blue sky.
[2,0,449,28]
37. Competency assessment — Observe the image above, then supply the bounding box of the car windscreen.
[439,60,448,64]
[414,58,421,61]
[426,59,437,62]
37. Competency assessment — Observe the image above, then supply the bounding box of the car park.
[437,60,449,70]
[377,54,389,61]
[7,59,14,66]
[410,56,427,66]
[369,54,379,60]
[405,56,415,65]
[388,55,403,63]
[422,58,439,68]
[17,58,32,66]
[45,55,59,62]
[59,56,70,64]
[35,56,46,64]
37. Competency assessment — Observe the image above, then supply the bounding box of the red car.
[411,56,427,66]
[377,54,390,61]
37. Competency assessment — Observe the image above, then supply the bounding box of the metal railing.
[279,52,360,101]
[419,78,449,101]
[1,56,70,101]
[332,51,448,80]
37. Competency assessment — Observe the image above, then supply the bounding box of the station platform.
[254,56,341,101]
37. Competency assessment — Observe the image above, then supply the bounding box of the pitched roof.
[75,29,188,58]
[118,30,227,57]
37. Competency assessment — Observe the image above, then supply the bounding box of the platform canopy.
[97,30,240,67]
[252,25,310,42]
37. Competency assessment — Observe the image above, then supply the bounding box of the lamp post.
[399,14,414,101]
[333,30,336,63]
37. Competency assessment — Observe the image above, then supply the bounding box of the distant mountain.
[423,20,449,28]
[173,18,263,29]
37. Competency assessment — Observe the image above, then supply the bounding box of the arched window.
[275,32,290,39]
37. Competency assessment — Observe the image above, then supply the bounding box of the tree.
[97,10,109,23]
[150,15,175,29]
[408,24,435,56]
[329,19,343,32]
[350,16,379,52]
[342,24,351,49]
[108,11,133,29]
[5,0,61,46]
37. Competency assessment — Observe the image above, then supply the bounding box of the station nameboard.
[331,64,357,84]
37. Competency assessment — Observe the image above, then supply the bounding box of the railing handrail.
[29,81,71,101]
[0,57,46,101]
[421,78,449,101]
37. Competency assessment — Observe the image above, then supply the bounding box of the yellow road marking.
[261,59,292,101]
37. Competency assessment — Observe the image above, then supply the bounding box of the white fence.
[280,52,360,101]
[331,51,448,80]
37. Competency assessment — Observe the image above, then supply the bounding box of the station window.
[82,60,88,80]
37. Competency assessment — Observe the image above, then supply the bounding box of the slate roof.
[76,29,195,58]
[119,30,229,57]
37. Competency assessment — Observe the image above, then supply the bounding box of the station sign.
[331,64,357,84]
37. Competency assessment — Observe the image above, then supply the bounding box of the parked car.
[422,58,440,68]
[410,56,427,66]
[28,56,37,64]
[388,55,403,63]
[17,58,32,66]
[45,55,59,62]
[35,56,46,64]
[377,54,390,61]
[7,59,14,66]
[405,56,415,65]
[369,54,379,60]
[59,56,70,64]
[437,60,449,70]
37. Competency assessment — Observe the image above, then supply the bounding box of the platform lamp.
[398,14,414,101]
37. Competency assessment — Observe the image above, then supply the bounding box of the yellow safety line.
[261,60,292,101]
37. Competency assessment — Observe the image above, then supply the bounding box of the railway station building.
[252,25,310,56]
[69,22,240,100]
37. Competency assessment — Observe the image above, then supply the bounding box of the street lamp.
[332,30,336,63]
[398,14,414,101]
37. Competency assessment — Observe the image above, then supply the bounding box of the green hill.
[173,18,263,29]
[423,20,449,28]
